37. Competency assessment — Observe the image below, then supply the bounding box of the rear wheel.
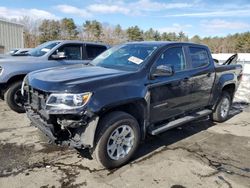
[4,81,25,113]
[211,91,232,122]
[93,111,140,169]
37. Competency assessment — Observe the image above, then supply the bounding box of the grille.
[29,88,48,111]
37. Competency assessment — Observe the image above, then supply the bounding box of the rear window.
[189,47,209,68]
[86,45,107,59]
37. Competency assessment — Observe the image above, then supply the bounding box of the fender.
[211,73,236,109]
[93,97,149,140]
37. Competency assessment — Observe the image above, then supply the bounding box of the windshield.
[28,41,61,57]
[91,44,159,71]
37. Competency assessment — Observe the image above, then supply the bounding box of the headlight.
[46,92,92,110]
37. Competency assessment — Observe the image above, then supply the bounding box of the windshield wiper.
[12,53,30,57]
[25,53,32,56]
[85,62,94,66]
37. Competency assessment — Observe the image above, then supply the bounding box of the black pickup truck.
[23,42,242,169]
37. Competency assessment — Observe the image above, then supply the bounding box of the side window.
[155,47,186,72]
[189,47,209,68]
[53,44,82,60]
[86,45,107,60]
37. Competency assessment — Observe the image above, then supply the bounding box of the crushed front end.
[22,80,99,149]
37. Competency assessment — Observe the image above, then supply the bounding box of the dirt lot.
[0,100,249,188]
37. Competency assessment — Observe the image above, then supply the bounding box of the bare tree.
[12,16,41,47]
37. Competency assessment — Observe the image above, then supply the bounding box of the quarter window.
[155,47,186,72]
[189,47,209,68]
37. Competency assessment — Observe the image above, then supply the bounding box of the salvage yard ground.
[0,100,249,188]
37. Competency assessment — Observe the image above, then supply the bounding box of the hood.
[0,56,41,65]
[0,54,11,59]
[28,65,132,92]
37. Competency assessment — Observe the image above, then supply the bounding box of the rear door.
[149,45,193,123]
[186,46,215,109]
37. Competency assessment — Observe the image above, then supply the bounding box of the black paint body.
[25,42,243,147]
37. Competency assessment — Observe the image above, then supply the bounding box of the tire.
[211,91,232,122]
[93,111,140,169]
[4,81,25,113]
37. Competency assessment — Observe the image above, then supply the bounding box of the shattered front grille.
[29,88,48,111]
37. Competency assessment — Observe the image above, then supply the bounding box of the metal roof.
[0,19,24,27]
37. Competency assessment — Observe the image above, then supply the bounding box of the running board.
[148,109,212,135]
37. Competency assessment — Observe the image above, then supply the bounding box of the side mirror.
[151,65,174,78]
[51,52,66,60]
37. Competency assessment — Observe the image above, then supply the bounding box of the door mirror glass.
[51,52,66,60]
[152,65,174,78]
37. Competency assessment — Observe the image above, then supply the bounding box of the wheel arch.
[95,99,148,143]
[7,74,26,85]
[2,74,26,100]
[212,82,236,110]
[222,83,236,100]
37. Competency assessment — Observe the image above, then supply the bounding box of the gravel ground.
[0,100,249,188]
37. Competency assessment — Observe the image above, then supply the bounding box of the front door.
[149,46,193,123]
[50,44,84,65]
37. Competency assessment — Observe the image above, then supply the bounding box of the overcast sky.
[1,0,250,37]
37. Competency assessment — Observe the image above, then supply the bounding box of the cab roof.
[125,41,208,48]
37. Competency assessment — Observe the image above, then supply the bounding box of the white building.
[0,19,24,54]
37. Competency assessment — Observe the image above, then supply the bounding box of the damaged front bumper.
[0,83,7,99]
[26,107,99,149]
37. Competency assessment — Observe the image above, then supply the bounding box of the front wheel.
[211,91,232,122]
[4,81,25,113]
[93,111,140,169]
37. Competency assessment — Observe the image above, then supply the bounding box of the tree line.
[6,17,250,53]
